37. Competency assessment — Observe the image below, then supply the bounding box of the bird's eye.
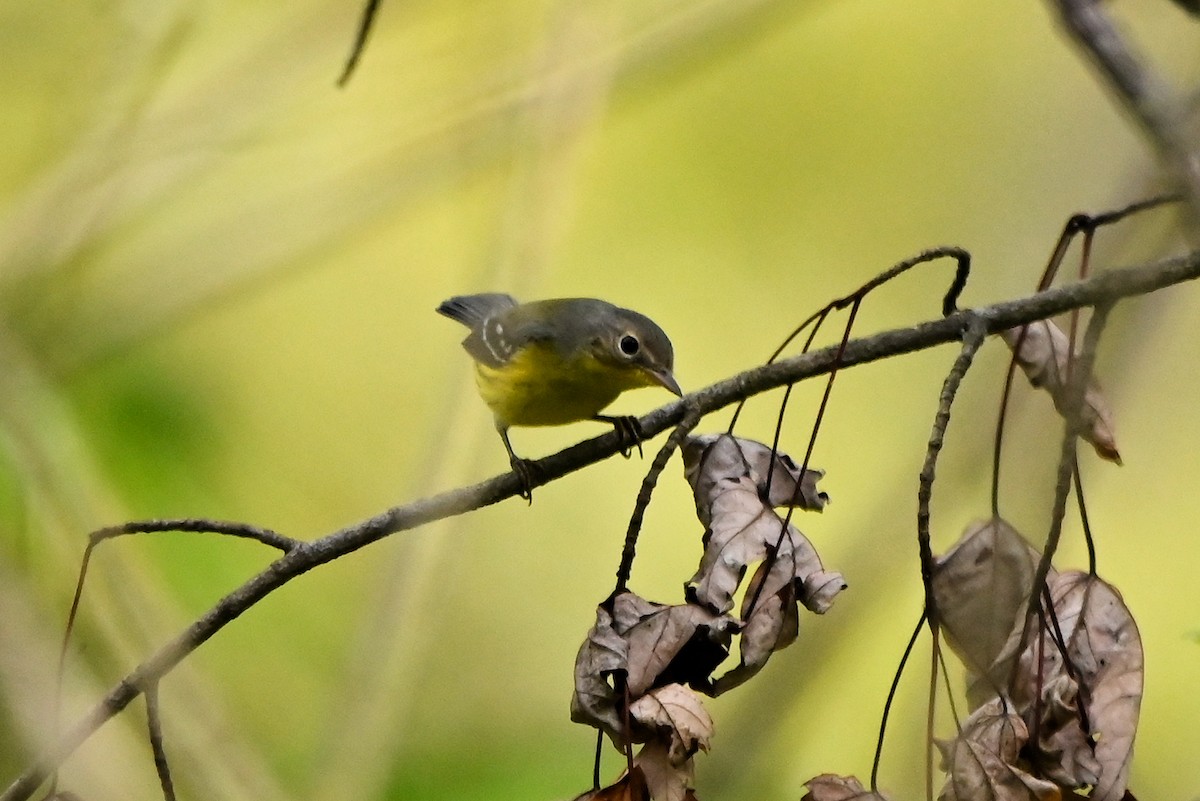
[619,334,640,356]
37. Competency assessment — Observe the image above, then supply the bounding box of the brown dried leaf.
[683,433,829,520]
[687,475,781,613]
[613,594,735,699]
[628,684,714,764]
[1028,675,1101,789]
[571,601,630,740]
[571,593,734,742]
[1000,319,1121,463]
[683,436,841,616]
[707,525,846,696]
[802,774,893,801]
[629,687,710,799]
[571,766,652,801]
[1012,572,1142,801]
[931,518,1041,692]
[937,697,1060,801]
[680,436,843,691]
[634,740,696,801]
[709,563,799,695]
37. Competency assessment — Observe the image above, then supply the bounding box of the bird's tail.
[436,293,518,328]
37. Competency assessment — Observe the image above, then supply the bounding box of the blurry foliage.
[1,1,1200,801]
[68,363,222,515]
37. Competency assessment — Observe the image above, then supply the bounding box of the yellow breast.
[474,343,648,427]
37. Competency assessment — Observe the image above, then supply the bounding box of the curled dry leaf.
[571,592,734,743]
[1011,571,1142,801]
[611,594,736,700]
[683,433,829,518]
[931,518,1042,696]
[634,740,696,801]
[1026,674,1101,789]
[683,434,841,616]
[1000,319,1121,463]
[936,697,1060,801]
[630,685,711,801]
[708,558,801,695]
[571,601,630,741]
[802,774,893,801]
[628,684,714,764]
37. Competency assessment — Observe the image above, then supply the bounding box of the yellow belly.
[474,344,643,427]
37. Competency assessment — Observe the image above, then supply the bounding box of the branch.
[4,248,1200,801]
[1050,0,1200,220]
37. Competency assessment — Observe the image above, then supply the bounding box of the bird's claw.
[510,456,541,504]
[609,416,644,459]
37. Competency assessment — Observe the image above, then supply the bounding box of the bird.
[437,294,682,501]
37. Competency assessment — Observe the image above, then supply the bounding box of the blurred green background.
[2,1,1198,799]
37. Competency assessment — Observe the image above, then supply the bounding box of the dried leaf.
[683,435,841,616]
[931,518,1041,693]
[679,435,843,692]
[1001,319,1121,463]
[571,601,631,740]
[628,684,714,764]
[614,595,735,699]
[937,697,1060,801]
[1012,572,1142,801]
[709,564,799,695]
[571,766,652,801]
[802,774,893,801]
[685,475,781,613]
[1028,674,1101,789]
[571,593,734,743]
[629,686,711,801]
[683,434,829,519]
[635,740,696,801]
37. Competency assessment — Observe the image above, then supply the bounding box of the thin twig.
[726,246,969,433]
[1008,301,1115,699]
[925,628,939,801]
[4,253,1200,801]
[1073,458,1097,575]
[913,315,988,801]
[990,195,1177,515]
[613,403,702,594]
[1051,0,1200,220]
[745,298,860,621]
[337,0,383,87]
[50,520,296,793]
[592,729,603,791]
[871,611,925,792]
[748,247,968,622]
[936,646,962,732]
[144,682,177,801]
[917,315,989,625]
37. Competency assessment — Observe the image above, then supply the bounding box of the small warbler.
[437,294,682,500]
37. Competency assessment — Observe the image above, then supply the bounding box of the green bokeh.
[2,2,1198,800]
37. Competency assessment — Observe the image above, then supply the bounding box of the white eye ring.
[618,334,640,357]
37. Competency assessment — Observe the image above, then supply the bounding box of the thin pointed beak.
[650,368,682,397]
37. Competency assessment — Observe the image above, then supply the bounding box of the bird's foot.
[510,456,542,504]
[596,415,644,459]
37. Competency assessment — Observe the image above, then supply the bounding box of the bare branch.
[1050,0,1200,220]
[144,682,176,801]
[917,314,990,624]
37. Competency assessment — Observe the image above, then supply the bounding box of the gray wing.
[436,293,517,328]
[438,293,557,368]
